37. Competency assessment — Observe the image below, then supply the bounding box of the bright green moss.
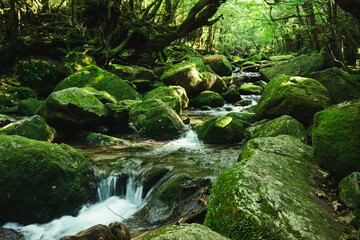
[0,135,96,224]
[54,65,141,101]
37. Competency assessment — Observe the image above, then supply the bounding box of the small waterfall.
[97,174,119,202]
[3,173,146,240]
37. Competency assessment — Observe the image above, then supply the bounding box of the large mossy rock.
[15,56,67,97]
[142,224,230,240]
[260,53,325,82]
[145,86,189,114]
[108,64,155,81]
[160,58,217,96]
[310,67,360,104]
[206,55,233,77]
[312,100,360,178]
[0,115,55,142]
[198,116,250,144]
[338,172,360,209]
[0,135,97,224]
[135,173,211,225]
[222,89,241,103]
[204,135,343,240]
[245,115,307,143]
[256,75,331,126]
[17,98,42,116]
[53,65,141,101]
[37,87,108,130]
[238,84,263,95]
[191,91,224,108]
[129,99,186,140]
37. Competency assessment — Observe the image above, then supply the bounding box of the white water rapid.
[4,174,145,240]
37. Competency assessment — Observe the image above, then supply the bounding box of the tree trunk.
[9,0,18,52]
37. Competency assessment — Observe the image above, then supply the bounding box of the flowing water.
[3,174,146,240]
[3,91,261,239]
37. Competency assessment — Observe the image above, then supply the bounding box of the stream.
[3,75,261,239]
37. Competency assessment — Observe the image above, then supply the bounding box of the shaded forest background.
[0,0,359,69]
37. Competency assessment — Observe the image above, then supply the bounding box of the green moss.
[108,64,154,80]
[0,135,96,224]
[269,55,295,61]
[191,91,224,108]
[145,86,189,114]
[86,133,130,146]
[239,84,263,95]
[198,116,250,144]
[223,89,241,103]
[260,53,325,82]
[209,55,232,76]
[205,135,342,239]
[256,75,330,126]
[310,67,360,104]
[0,114,15,128]
[17,98,42,116]
[142,224,230,240]
[37,87,108,125]
[226,112,256,123]
[0,115,55,142]
[245,115,307,143]
[312,100,360,178]
[54,65,141,101]
[81,87,117,104]
[129,99,186,140]
[339,172,360,209]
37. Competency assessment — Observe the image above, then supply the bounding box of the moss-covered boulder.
[135,173,211,225]
[17,98,42,116]
[12,87,37,100]
[204,135,343,240]
[37,87,108,130]
[129,99,186,140]
[108,64,155,81]
[0,115,55,142]
[222,89,241,103]
[142,224,230,240]
[239,84,263,95]
[0,135,97,224]
[245,115,307,143]
[81,87,117,104]
[86,133,130,146]
[209,77,227,94]
[0,114,16,128]
[15,56,67,97]
[312,100,360,178]
[207,55,232,77]
[339,172,360,209]
[104,100,141,132]
[160,58,217,96]
[256,75,331,126]
[226,112,256,123]
[269,55,295,61]
[54,65,141,101]
[191,91,224,108]
[198,116,250,144]
[145,86,189,114]
[260,53,325,82]
[310,67,360,104]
